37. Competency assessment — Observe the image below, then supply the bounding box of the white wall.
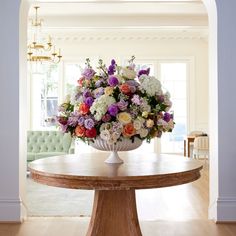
[57,37,209,133]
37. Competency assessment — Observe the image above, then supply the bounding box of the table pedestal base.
[86,190,142,236]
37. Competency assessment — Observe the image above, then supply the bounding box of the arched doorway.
[17,0,219,221]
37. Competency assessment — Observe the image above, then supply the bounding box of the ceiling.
[29,1,208,40]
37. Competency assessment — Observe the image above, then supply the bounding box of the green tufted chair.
[27,131,74,162]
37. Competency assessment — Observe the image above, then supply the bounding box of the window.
[160,62,187,154]
[30,64,59,129]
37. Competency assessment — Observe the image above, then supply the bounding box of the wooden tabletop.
[29,153,203,190]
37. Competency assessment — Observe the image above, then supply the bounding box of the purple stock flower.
[85,97,94,107]
[111,59,116,65]
[82,68,96,80]
[108,104,119,116]
[131,95,141,105]
[117,100,128,111]
[164,113,171,122]
[108,76,119,87]
[78,116,85,126]
[84,118,95,130]
[138,68,150,77]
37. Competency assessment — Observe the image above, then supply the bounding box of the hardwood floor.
[1,162,236,236]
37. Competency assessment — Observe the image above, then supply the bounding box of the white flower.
[139,75,162,96]
[121,67,136,80]
[133,119,142,130]
[90,95,116,121]
[100,130,111,141]
[137,128,149,138]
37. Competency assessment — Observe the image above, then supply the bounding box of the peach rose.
[75,126,86,137]
[117,112,132,124]
[120,83,131,94]
[122,123,136,137]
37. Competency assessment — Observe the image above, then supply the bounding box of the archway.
[16,0,219,221]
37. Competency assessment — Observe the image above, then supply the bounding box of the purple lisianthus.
[138,68,150,78]
[126,80,139,87]
[108,65,115,75]
[108,76,119,87]
[84,118,95,130]
[85,97,94,107]
[108,104,119,116]
[82,67,96,80]
[102,113,111,122]
[111,59,116,65]
[131,95,141,105]
[78,116,85,126]
[117,99,128,111]
[164,112,171,122]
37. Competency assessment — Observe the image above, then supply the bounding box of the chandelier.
[27,6,62,64]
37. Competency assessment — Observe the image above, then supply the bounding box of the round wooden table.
[28,153,203,236]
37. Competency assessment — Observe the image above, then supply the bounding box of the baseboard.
[209,197,236,222]
[0,198,22,222]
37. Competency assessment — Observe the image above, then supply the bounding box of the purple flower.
[94,87,104,98]
[117,100,128,111]
[157,95,164,103]
[78,116,85,126]
[131,95,141,105]
[83,89,91,98]
[108,65,115,75]
[111,59,116,65]
[164,113,171,122]
[138,68,150,77]
[84,118,95,130]
[68,116,78,126]
[82,68,96,80]
[85,97,94,107]
[108,104,119,116]
[95,80,102,87]
[126,80,139,87]
[102,114,111,122]
[108,76,119,87]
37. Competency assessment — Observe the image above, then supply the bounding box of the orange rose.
[122,123,136,137]
[80,103,90,115]
[120,83,131,94]
[75,126,86,137]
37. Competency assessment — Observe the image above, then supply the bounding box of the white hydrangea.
[139,75,162,96]
[90,95,116,121]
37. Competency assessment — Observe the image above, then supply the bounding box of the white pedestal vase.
[90,137,143,164]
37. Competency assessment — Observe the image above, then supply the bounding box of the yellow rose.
[104,86,114,96]
[117,112,132,124]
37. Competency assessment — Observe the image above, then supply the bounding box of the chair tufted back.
[27,131,72,153]
[193,136,209,150]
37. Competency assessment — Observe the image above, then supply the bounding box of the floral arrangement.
[57,56,174,145]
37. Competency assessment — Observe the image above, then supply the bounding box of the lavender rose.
[82,68,96,80]
[84,118,95,130]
